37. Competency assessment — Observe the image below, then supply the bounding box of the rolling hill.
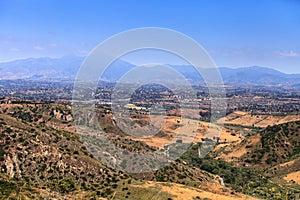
[0,102,250,199]
[2,102,299,199]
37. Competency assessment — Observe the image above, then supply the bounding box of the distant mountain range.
[1,56,300,86]
[0,56,83,81]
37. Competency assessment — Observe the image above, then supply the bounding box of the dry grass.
[129,114,245,151]
[130,116,226,149]
[133,181,256,200]
[217,134,261,162]
[284,171,300,185]
[218,111,300,128]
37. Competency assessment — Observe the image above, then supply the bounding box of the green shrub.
[58,177,76,193]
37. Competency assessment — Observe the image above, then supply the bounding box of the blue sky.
[0,0,300,73]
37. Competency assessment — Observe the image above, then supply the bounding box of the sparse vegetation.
[0,101,300,199]
[181,143,299,199]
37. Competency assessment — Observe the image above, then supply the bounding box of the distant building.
[0,98,12,104]
[124,103,148,111]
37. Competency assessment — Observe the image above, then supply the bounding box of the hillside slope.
[0,103,248,199]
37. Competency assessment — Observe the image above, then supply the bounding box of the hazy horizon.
[0,54,299,75]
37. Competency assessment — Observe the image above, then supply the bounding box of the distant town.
[1,79,299,116]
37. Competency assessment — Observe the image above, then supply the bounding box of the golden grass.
[218,111,300,128]
[132,181,256,200]
[284,171,300,185]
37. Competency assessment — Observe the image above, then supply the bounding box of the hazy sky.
[1,0,300,73]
